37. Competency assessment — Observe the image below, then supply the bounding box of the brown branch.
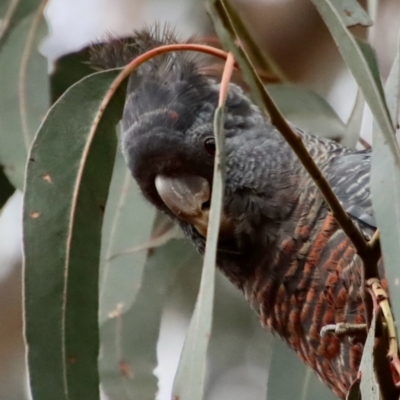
[208,0,376,270]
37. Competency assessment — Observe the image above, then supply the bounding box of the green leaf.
[172,106,226,400]
[371,40,400,327]
[23,69,126,400]
[367,0,378,22]
[0,12,49,189]
[267,338,336,400]
[324,0,372,28]
[50,46,94,104]
[100,238,201,400]
[0,0,42,47]
[342,89,364,149]
[359,309,379,399]
[267,84,345,140]
[209,272,271,399]
[99,153,156,324]
[310,0,397,156]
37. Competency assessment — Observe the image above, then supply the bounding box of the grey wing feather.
[325,150,376,230]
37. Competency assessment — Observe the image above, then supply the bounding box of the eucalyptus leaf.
[342,89,364,149]
[326,0,372,28]
[267,84,345,140]
[0,12,49,189]
[311,0,396,156]
[267,338,336,400]
[208,272,271,400]
[100,238,201,400]
[359,309,379,400]
[99,152,156,324]
[371,40,400,328]
[24,69,126,400]
[172,106,226,400]
[0,0,42,47]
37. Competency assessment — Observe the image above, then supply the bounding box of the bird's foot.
[320,322,367,342]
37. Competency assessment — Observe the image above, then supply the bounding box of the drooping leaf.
[342,89,364,149]
[172,106,226,400]
[23,69,126,400]
[323,0,372,28]
[359,309,379,400]
[0,0,42,47]
[98,152,156,324]
[267,84,345,140]
[371,40,400,326]
[310,0,396,155]
[367,0,378,22]
[100,238,201,400]
[267,338,336,400]
[50,46,94,104]
[208,272,272,400]
[0,12,49,189]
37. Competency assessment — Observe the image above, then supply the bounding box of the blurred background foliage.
[0,0,399,399]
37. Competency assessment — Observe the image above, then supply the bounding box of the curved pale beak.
[155,175,234,237]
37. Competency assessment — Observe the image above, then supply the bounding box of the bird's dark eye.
[204,137,216,156]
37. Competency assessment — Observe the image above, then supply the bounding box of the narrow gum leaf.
[100,237,201,400]
[371,39,400,326]
[0,0,43,46]
[310,0,397,158]
[267,337,336,400]
[99,153,156,324]
[172,106,225,400]
[23,69,127,400]
[327,0,372,28]
[359,310,379,399]
[343,89,364,149]
[267,84,346,140]
[0,11,49,189]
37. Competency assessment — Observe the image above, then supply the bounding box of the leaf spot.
[108,302,124,319]
[99,204,105,213]
[30,212,40,219]
[119,360,134,378]
[68,355,77,364]
[42,174,53,183]
[345,9,352,17]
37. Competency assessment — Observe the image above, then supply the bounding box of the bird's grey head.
[91,27,299,255]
